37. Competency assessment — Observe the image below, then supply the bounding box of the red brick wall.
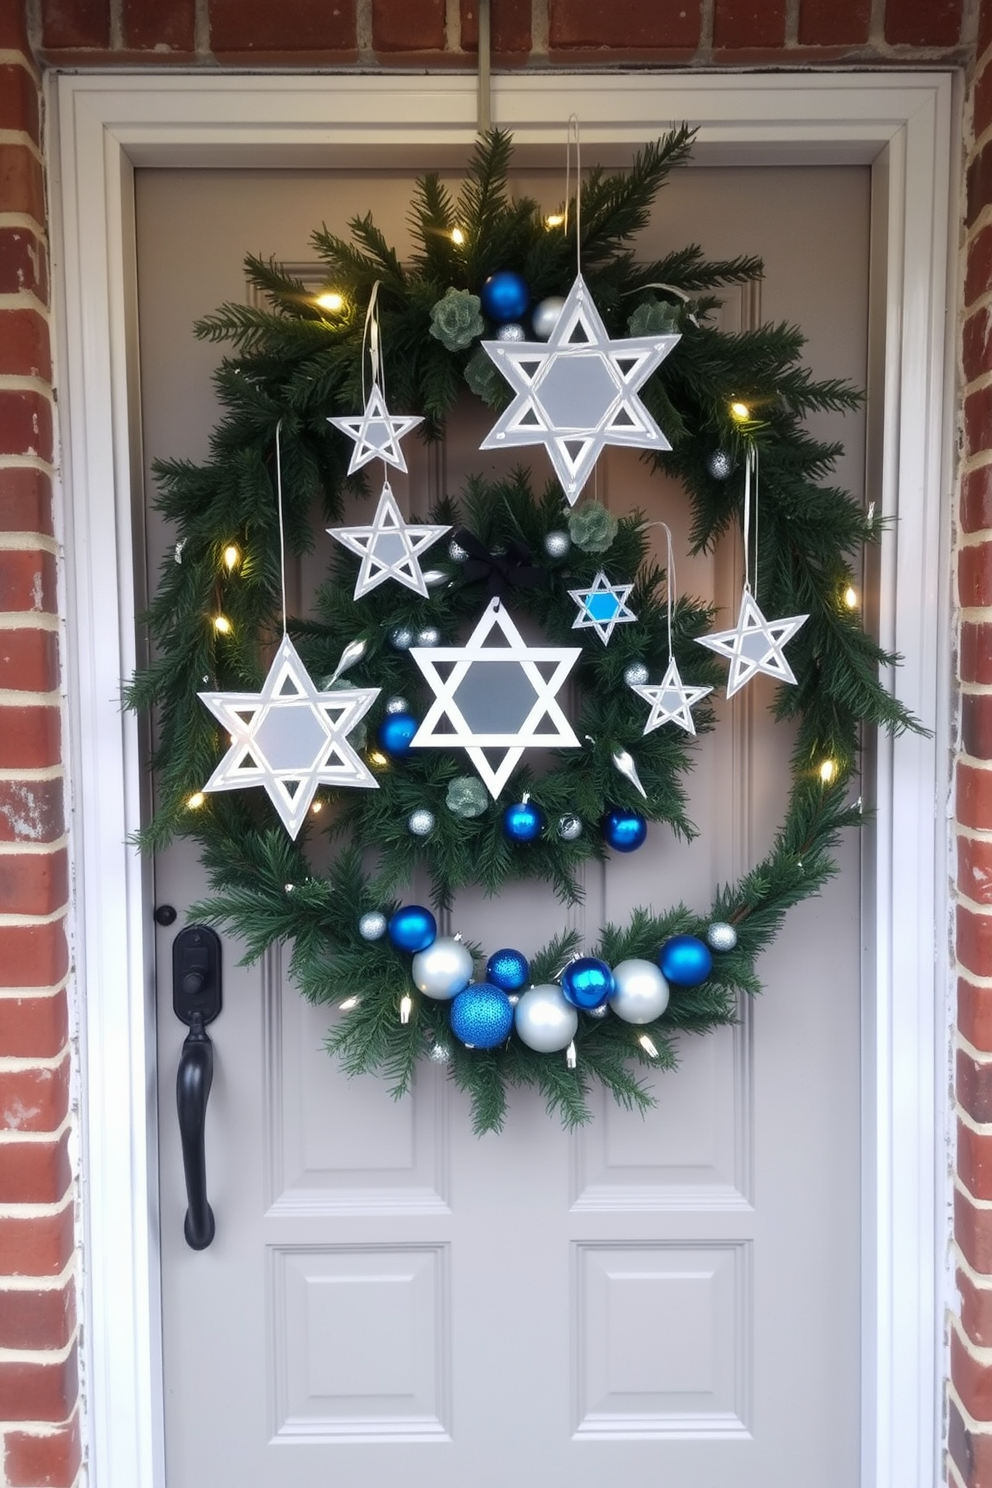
[3,2,986,1486]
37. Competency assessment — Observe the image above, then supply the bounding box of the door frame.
[48,70,957,1488]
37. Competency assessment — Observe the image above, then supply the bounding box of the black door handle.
[172,926,222,1250]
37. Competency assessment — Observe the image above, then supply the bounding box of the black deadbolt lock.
[172,925,222,1028]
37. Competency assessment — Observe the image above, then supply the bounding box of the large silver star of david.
[198,635,380,838]
[327,482,450,599]
[327,383,423,475]
[630,657,713,736]
[696,589,808,697]
[568,570,637,645]
[408,598,582,797]
[479,273,680,505]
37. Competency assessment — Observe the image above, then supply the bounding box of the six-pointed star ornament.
[479,274,680,504]
[327,482,450,599]
[569,570,637,644]
[696,589,808,697]
[197,635,380,838]
[408,598,582,797]
[327,383,423,475]
[630,657,713,736]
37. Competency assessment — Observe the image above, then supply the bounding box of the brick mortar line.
[951,964,992,991]
[0,1111,71,1144]
[0,768,63,786]
[0,212,45,232]
[957,1032,992,1064]
[958,609,992,625]
[0,1189,73,1220]
[0,455,55,478]
[0,1330,76,1368]
[955,1243,992,1289]
[962,290,992,322]
[952,1310,992,1365]
[0,906,68,930]
[0,690,60,708]
[958,446,992,476]
[953,887,992,916]
[956,749,992,771]
[0,130,42,164]
[952,528,992,549]
[0,976,71,1001]
[0,834,68,855]
[958,680,992,695]
[954,824,992,845]
[0,532,58,555]
[0,1259,76,1293]
[957,1172,992,1207]
[0,291,49,316]
[0,1048,69,1075]
[0,374,52,398]
[0,1409,81,1440]
[957,1106,992,1137]
[947,1380,992,1436]
[948,1460,966,1488]
[962,367,992,397]
[969,202,992,241]
[0,614,59,633]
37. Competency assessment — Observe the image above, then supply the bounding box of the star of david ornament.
[479,273,680,504]
[408,598,582,797]
[327,483,450,599]
[696,589,808,697]
[197,635,380,838]
[327,383,423,475]
[568,570,637,644]
[630,657,713,735]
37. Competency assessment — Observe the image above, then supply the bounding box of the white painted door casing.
[48,71,956,1488]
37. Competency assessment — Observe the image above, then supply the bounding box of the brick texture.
[884,0,963,47]
[123,0,195,51]
[460,0,531,53]
[209,0,357,58]
[713,0,787,49]
[549,0,702,50]
[373,0,445,52]
[4,1419,81,1488]
[798,0,870,46]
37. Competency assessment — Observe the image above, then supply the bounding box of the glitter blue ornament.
[602,807,647,852]
[377,711,418,757]
[486,947,529,992]
[659,934,713,987]
[450,982,514,1048]
[387,904,437,953]
[561,956,615,1010]
[503,799,544,842]
[480,270,530,324]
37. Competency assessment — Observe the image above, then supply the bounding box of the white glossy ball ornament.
[624,661,649,687]
[497,322,526,341]
[358,911,387,941]
[608,958,670,1024]
[408,808,435,837]
[532,296,566,340]
[707,921,738,952]
[514,983,579,1053]
[543,529,570,559]
[412,936,474,1000]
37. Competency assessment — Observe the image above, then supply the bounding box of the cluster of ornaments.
[361,902,738,1057]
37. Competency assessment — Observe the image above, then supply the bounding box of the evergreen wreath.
[128,126,919,1134]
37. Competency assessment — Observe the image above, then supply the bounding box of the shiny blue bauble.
[602,807,647,853]
[387,904,437,953]
[450,982,514,1048]
[561,956,615,1010]
[376,711,418,757]
[486,947,530,992]
[503,799,544,842]
[480,270,530,324]
[659,934,713,987]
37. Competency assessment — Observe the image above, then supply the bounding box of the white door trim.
[47,70,956,1488]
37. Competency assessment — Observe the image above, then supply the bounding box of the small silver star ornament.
[696,589,808,696]
[479,273,680,505]
[568,570,637,644]
[327,383,423,475]
[630,657,713,735]
[197,635,380,838]
[327,482,450,599]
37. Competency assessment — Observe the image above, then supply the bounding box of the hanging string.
[563,115,582,281]
[360,280,384,408]
[274,419,289,637]
[645,521,677,657]
[742,446,759,599]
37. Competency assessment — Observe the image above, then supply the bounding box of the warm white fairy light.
[212,613,232,635]
[451,227,466,245]
[545,212,565,229]
[339,996,360,1011]
[566,1041,577,1068]
[843,584,858,609]
[638,1034,659,1058]
[400,994,413,1024]
[186,791,206,810]
[315,290,345,312]
[819,758,838,784]
[222,543,241,572]
[730,400,751,422]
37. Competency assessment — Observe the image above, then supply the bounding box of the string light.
[222,544,241,572]
[843,584,858,609]
[212,614,232,635]
[186,791,206,810]
[566,1040,577,1068]
[638,1034,659,1058]
[368,750,389,768]
[819,758,838,784]
[339,995,360,1011]
[450,227,466,245]
[730,400,751,423]
[315,290,345,312]
[545,213,565,229]
[311,800,323,815]
[399,994,413,1024]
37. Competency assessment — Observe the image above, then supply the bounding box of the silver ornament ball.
[496,322,526,341]
[707,921,738,952]
[412,936,474,1001]
[585,1002,609,1019]
[358,911,387,942]
[385,695,410,714]
[532,296,566,340]
[707,449,733,480]
[390,625,415,651]
[543,529,571,560]
[624,661,650,687]
[448,538,469,563]
[408,808,435,837]
[514,983,579,1053]
[416,626,441,648]
[608,958,670,1025]
[557,814,583,842]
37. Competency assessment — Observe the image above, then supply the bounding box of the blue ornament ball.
[602,807,647,853]
[486,947,530,993]
[503,799,544,842]
[387,904,437,953]
[561,956,615,1010]
[377,711,418,757]
[659,934,713,987]
[450,982,514,1048]
[480,270,530,324]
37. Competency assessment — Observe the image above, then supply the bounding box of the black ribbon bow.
[453,527,547,600]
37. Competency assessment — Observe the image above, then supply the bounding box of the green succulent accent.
[628,298,682,336]
[464,345,504,403]
[568,500,619,555]
[429,288,485,351]
[446,775,490,818]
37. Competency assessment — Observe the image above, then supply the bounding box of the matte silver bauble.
[416,626,441,648]
[514,983,579,1052]
[707,449,733,480]
[557,814,583,842]
[412,936,474,1001]
[608,958,670,1024]
[585,1002,609,1018]
[497,322,526,341]
[407,808,435,837]
[543,529,571,559]
[532,295,566,340]
[706,921,738,952]
[624,661,650,687]
[390,625,415,650]
[385,695,410,714]
[449,538,469,563]
[358,911,387,941]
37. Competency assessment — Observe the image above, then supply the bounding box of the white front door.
[136,157,868,1486]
